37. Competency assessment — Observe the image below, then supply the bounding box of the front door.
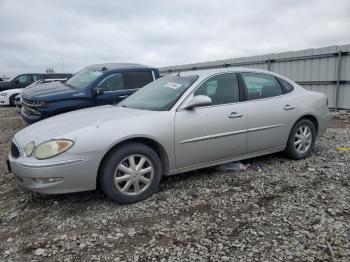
[175,73,247,168]
[94,72,128,105]
[14,74,31,88]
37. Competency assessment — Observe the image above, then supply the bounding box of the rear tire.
[285,119,316,159]
[100,143,162,204]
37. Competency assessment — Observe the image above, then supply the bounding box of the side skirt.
[166,146,285,176]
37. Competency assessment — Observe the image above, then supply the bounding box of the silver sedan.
[8,68,330,203]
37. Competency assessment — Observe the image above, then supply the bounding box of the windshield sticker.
[164,82,182,89]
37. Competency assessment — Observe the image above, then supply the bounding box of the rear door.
[32,74,44,83]
[174,73,247,168]
[240,72,299,153]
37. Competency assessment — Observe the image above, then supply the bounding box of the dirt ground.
[0,107,349,261]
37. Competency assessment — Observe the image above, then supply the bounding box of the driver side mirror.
[92,87,104,96]
[14,80,19,84]
[182,95,212,110]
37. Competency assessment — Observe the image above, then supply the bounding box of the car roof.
[15,73,43,75]
[88,63,157,71]
[177,67,280,77]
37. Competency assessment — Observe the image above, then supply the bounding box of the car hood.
[21,81,86,101]
[14,105,164,146]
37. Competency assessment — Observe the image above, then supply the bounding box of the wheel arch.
[96,136,170,188]
[294,114,319,135]
[9,93,20,105]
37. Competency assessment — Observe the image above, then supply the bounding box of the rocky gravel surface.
[0,107,349,261]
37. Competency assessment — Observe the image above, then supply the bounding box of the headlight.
[24,141,35,157]
[34,140,74,160]
[0,93,7,96]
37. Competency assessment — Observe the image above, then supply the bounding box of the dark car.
[21,63,160,124]
[0,73,72,92]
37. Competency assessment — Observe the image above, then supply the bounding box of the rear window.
[279,79,294,93]
[241,73,283,100]
[124,71,153,89]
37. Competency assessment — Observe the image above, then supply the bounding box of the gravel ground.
[0,107,349,262]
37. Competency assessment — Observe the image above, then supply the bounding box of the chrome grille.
[22,98,41,115]
[22,98,36,107]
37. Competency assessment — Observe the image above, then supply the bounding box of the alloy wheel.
[114,154,154,196]
[294,125,312,154]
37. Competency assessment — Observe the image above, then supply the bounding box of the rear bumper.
[318,112,331,136]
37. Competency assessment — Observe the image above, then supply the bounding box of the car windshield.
[65,67,103,90]
[4,76,15,82]
[118,75,199,111]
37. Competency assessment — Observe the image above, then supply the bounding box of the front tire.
[9,95,17,106]
[285,119,316,159]
[100,143,162,204]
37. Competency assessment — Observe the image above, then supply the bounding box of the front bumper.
[8,153,99,194]
[20,106,45,124]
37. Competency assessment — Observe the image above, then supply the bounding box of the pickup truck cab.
[21,63,160,124]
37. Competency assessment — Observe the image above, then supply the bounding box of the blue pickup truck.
[21,63,160,124]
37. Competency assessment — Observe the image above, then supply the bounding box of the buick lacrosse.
[8,68,330,203]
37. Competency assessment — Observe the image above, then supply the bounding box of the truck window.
[124,71,153,89]
[97,73,125,91]
[32,75,43,81]
[16,75,30,83]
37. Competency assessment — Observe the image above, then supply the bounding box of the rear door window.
[124,71,153,89]
[241,73,283,100]
[32,74,44,81]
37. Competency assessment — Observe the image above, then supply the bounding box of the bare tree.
[45,68,54,74]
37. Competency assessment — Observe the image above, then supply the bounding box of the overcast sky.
[0,0,349,75]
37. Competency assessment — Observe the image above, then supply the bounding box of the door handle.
[228,112,243,119]
[118,95,129,98]
[283,104,295,111]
